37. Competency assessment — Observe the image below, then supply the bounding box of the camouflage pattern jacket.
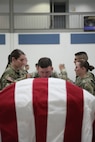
[31,69,73,83]
[0,65,27,90]
[75,73,95,95]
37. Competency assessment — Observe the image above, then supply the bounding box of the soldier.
[75,59,95,95]
[31,57,58,78]
[25,64,30,73]
[31,57,72,82]
[74,51,95,80]
[20,57,29,76]
[74,51,88,64]
[31,63,39,78]
[0,49,29,90]
[58,64,71,81]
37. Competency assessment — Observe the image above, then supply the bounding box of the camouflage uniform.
[30,70,59,78]
[20,68,28,77]
[0,65,27,90]
[31,71,40,78]
[31,69,72,82]
[87,71,95,81]
[75,73,95,95]
[58,69,72,82]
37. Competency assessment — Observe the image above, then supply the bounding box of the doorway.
[50,1,66,29]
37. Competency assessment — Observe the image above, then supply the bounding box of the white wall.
[14,0,50,13]
[0,0,95,82]
[14,0,50,29]
[0,0,95,29]
[69,0,95,12]
[14,0,95,29]
[69,0,95,28]
[0,33,11,75]
[0,0,9,13]
[14,32,95,82]
[0,32,95,82]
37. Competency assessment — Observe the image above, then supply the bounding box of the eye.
[20,59,24,62]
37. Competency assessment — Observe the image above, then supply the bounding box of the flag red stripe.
[64,82,83,142]
[33,78,48,142]
[0,84,18,142]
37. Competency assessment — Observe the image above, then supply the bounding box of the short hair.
[38,57,52,68]
[35,63,38,67]
[75,51,88,61]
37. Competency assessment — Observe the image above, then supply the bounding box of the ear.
[82,67,86,71]
[51,67,53,71]
[36,66,38,70]
[11,57,15,62]
[37,66,39,71]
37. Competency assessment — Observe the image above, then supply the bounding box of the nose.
[74,67,77,71]
[43,74,47,77]
[42,72,49,77]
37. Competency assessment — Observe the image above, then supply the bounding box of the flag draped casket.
[0,78,95,142]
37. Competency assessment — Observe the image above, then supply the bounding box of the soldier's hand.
[59,64,65,71]
[26,73,32,78]
[7,77,14,82]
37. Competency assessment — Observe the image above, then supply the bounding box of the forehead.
[18,54,26,59]
[75,56,80,60]
[38,66,52,71]
[75,62,80,66]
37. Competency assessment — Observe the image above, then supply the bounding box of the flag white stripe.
[0,78,95,142]
[82,90,95,142]
[47,78,67,142]
[15,78,35,142]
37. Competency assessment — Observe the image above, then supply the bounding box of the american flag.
[0,78,95,142]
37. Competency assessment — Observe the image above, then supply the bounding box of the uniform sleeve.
[0,69,27,90]
[0,70,13,90]
[51,71,59,78]
[83,82,94,95]
[14,76,26,81]
[59,69,73,83]
[30,71,39,78]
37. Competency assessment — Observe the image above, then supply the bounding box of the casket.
[0,78,95,142]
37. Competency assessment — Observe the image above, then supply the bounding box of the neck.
[11,63,19,71]
[79,72,87,78]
